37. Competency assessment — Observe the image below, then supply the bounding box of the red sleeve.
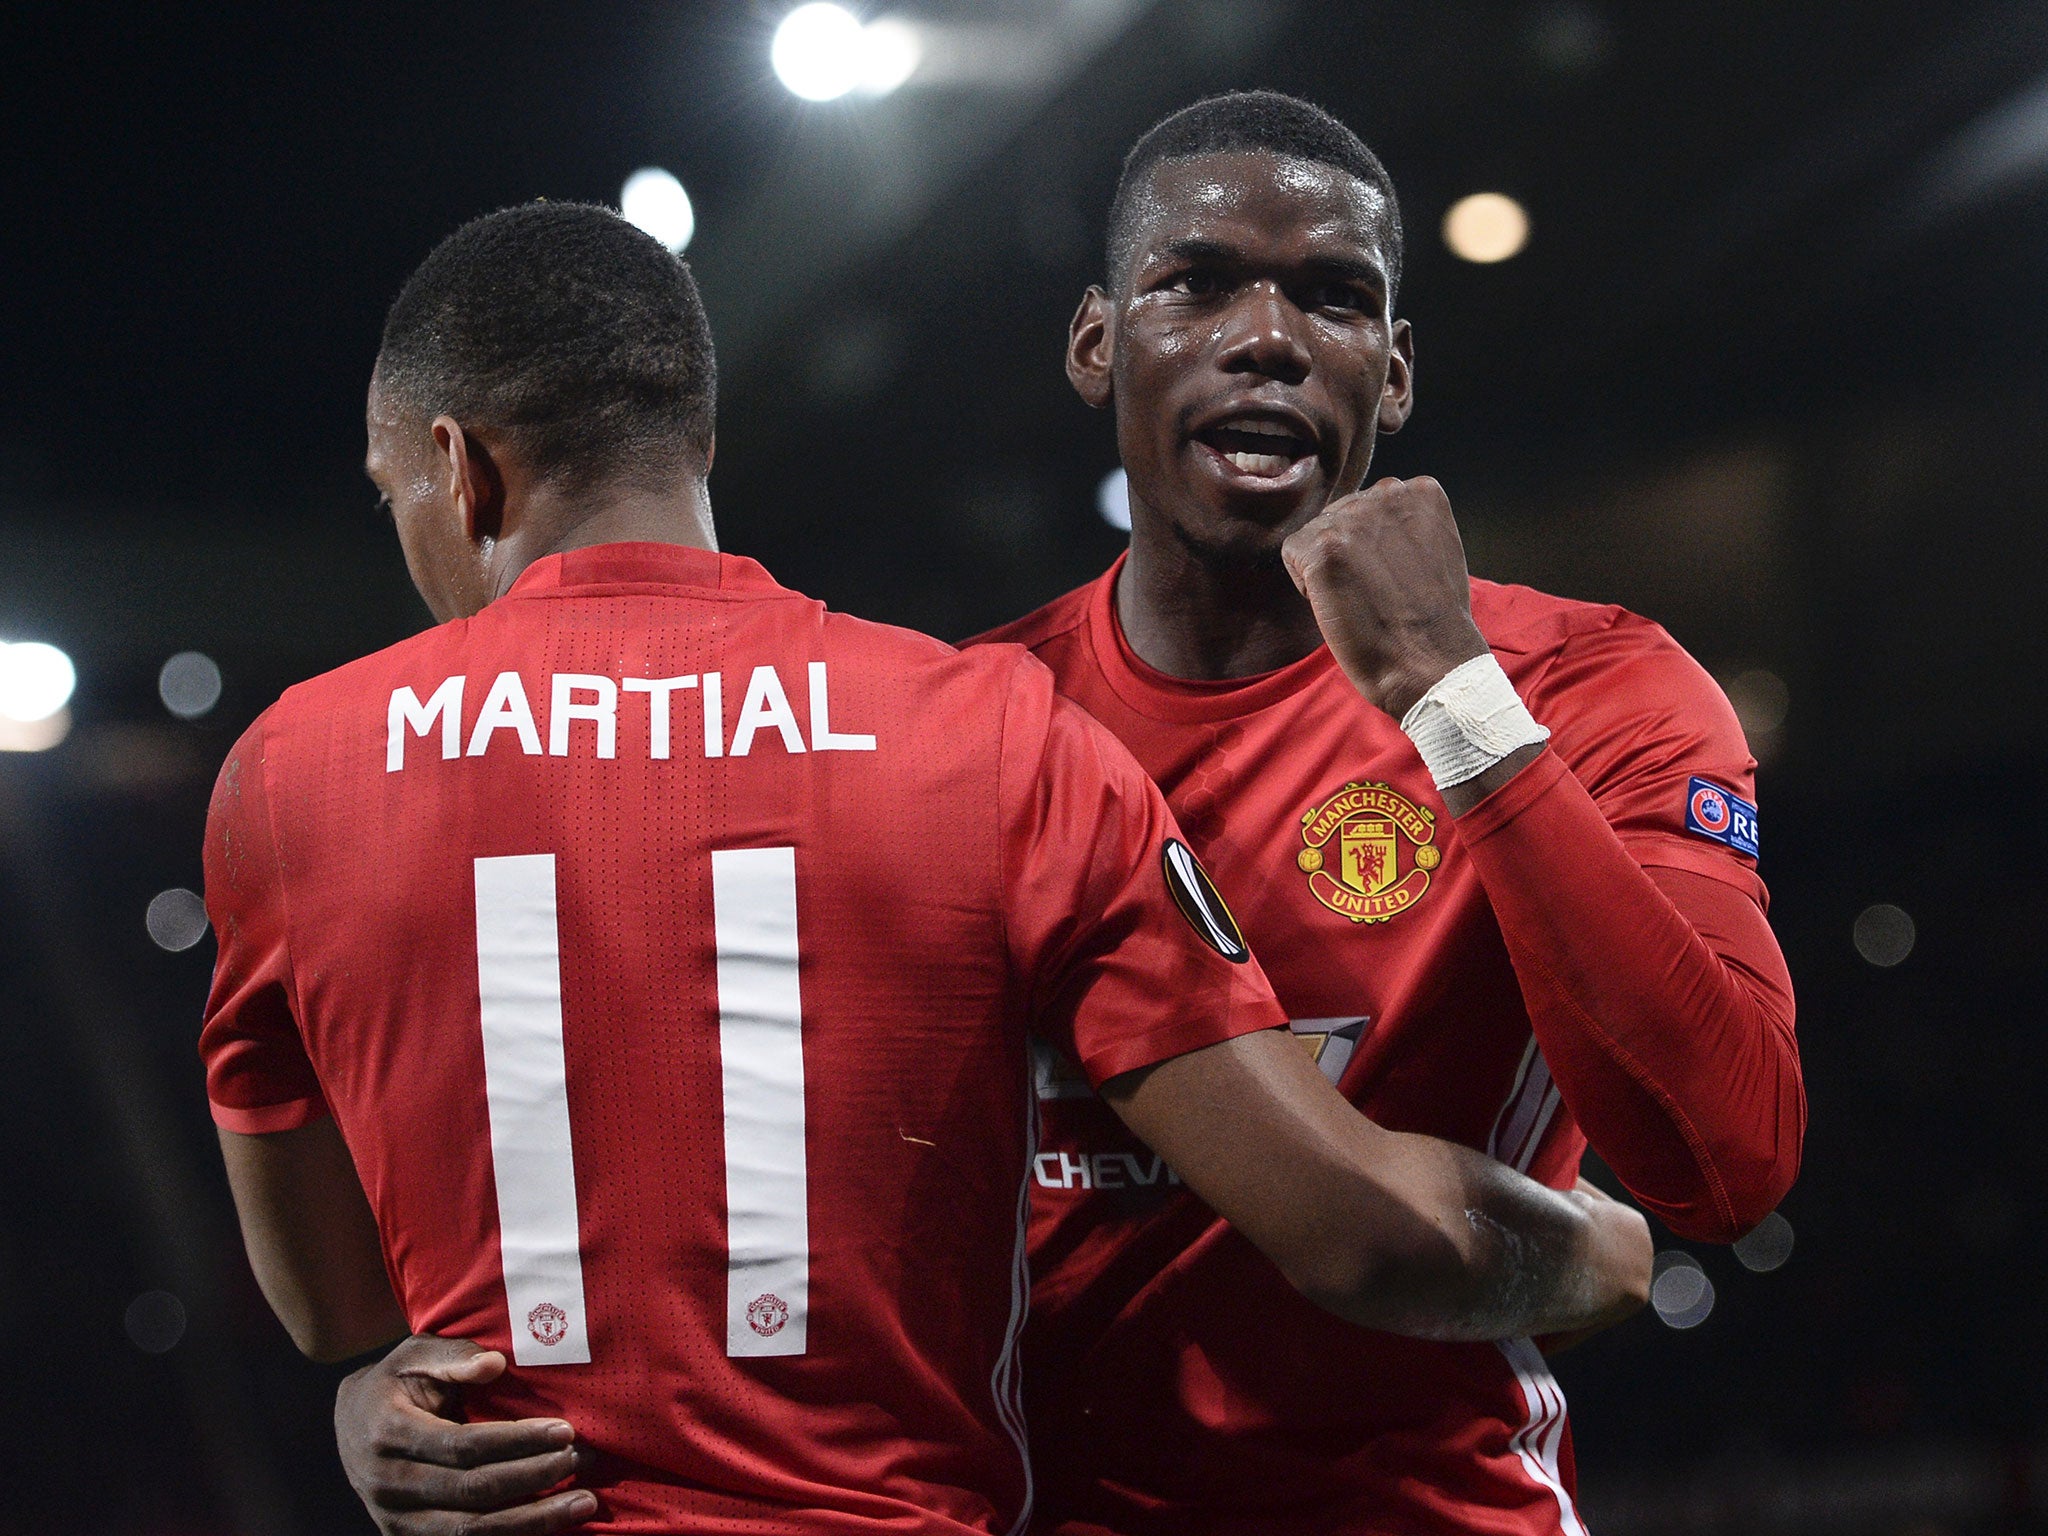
[1534,616,1766,899]
[1456,624,1804,1242]
[997,655,1286,1086]
[198,714,331,1134]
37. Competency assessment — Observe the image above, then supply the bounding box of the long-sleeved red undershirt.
[1456,746,1804,1242]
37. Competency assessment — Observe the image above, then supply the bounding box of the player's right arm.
[1103,1030,1648,1339]
[200,721,410,1362]
[1002,660,1648,1341]
[217,1118,409,1363]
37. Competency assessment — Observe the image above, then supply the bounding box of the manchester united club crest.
[527,1301,568,1347]
[746,1293,790,1337]
[1297,781,1441,923]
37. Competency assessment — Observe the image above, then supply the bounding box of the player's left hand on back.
[1281,476,1492,721]
[336,1333,599,1535]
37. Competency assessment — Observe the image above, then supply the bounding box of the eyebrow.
[1148,237,1387,290]
[1150,236,1243,268]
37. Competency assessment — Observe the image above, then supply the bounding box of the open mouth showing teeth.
[1195,421,1316,478]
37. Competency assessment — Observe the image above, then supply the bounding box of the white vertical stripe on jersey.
[1487,1037,1539,1160]
[1482,1040,1540,1171]
[1515,1083,1564,1174]
[995,1069,1037,1536]
[473,854,592,1367]
[1488,1035,1562,1172]
[1499,1337,1588,1536]
[713,845,810,1357]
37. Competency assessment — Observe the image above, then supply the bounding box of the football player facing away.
[342,94,1803,1535]
[203,204,1650,1535]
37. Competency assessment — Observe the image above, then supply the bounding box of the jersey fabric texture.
[971,553,1801,1536]
[199,542,1285,1535]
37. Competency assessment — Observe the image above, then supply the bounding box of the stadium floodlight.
[773,4,867,100]
[621,168,696,253]
[1442,192,1530,263]
[772,5,921,101]
[0,640,76,723]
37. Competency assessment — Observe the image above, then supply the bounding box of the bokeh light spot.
[146,888,210,952]
[1853,903,1915,967]
[621,168,695,253]
[1733,1210,1795,1273]
[1651,1251,1716,1328]
[158,651,223,720]
[0,709,69,753]
[857,17,922,95]
[124,1290,187,1354]
[1443,193,1530,263]
[1097,467,1131,531]
[0,640,77,723]
[1724,667,1790,738]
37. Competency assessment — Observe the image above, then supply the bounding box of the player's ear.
[1066,286,1114,411]
[1378,319,1415,436]
[433,416,506,545]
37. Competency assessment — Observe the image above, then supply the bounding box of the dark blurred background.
[3,2,2044,1531]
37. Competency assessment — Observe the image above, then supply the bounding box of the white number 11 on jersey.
[472,847,809,1367]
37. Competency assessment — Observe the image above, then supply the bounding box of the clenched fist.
[1281,476,1490,721]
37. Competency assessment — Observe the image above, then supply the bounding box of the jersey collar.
[505,541,792,600]
[1085,550,1340,724]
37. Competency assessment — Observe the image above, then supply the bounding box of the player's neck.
[492,479,719,599]
[1117,522,1324,682]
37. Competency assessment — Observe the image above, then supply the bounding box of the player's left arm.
[200,720,408,1361]
[218,1119,409,1363]
[1285,477,1804,1244]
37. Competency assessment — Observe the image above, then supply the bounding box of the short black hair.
[376,202,716,492]
[1104,91,1404,302]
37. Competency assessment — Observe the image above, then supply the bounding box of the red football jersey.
[200,542,1284,1535]
[974,555,1774,1536]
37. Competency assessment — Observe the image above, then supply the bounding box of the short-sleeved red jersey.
[200,542,1284,1535]
[973,555,1778,1536]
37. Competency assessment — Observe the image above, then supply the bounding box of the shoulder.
[1472,576,1645,657]
[208,706,278,825]
[813,604,963,666]
[271,619,477,723]
[1474,577,1752,790]
[812,604,1053,709]
[807,604,1070,770]
[204,700,299,903]
[963,576,1099,655]
[1475,577,1726,711]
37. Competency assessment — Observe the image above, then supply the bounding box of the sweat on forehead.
[1103,90,1404,297]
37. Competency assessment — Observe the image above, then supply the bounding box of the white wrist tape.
[1399,653,1550,790]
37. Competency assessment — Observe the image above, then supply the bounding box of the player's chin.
[1167,510,1299,573]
